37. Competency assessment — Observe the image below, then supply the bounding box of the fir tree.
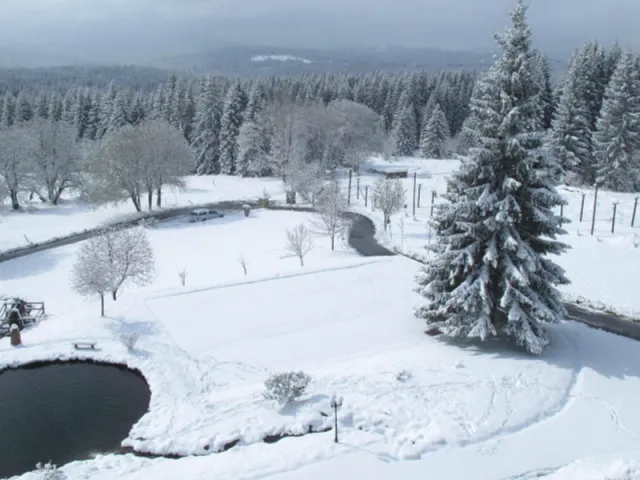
[192,77,222,174]
[237,116,270,177]
[593,51,640,192]
[218,82,244,175]
[2,92,16,128]
[415,1,570,355]
[392,92,418,156]
[15,91,33,123]
[419,103,450,159]
[550,62,594,184]
[536,53,555,130]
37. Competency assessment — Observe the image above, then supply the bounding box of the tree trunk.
[299,255,304,267]
[156,187,162,207]
[130,193,142,212]
[330,235,335,251]
[10,188,19,210]
[148,190,153,211]
[112,290,117,301]
[100,294,105,317]
[52,187,65,205]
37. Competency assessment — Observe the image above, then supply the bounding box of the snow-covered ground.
[2,159,640,479]
[349,156,640,319]
[0,175,286,253]
[2,203,640,480]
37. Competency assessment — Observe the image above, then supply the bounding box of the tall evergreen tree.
[550,61,594,183]
[536,53,555,130]
[419,103,450,159]
[392,91,418,156]
[593,51,640,192]
[192,77,222,174]
[218,82,244,175]
[415,1,569,355]
[2,92,16,129]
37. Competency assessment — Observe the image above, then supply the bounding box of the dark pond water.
[0,361,151,479]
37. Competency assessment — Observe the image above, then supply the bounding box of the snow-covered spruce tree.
[535,53,555,130]
[550,60,594,184]
[593,51,640,192]
[392,92,418,156]
[192,76,222,174]
[219,82,245,175]
[415,1,570,355]
[419,103,450,159]
[237,116,270,177]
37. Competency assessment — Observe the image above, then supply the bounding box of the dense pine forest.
[0,39,638,214]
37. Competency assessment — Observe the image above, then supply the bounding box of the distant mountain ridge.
[145,45,498,76]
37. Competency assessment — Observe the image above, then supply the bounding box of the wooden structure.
[0,299,46,338]
[385,170,408,179]
[73,342,97,350]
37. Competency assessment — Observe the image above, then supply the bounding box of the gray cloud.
[0,0,637,64]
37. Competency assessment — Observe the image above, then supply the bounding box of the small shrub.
[35,461,66,480]
[395,369,413,382]
[263,371,311,405]
[119,332,140,351]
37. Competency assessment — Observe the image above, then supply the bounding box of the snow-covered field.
[0,175,286,253]
[349,156,640,319]
[2,160,640,479]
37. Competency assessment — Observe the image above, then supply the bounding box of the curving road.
[2,202,639,341]
[0,200,256,264]
[346,212,640,341]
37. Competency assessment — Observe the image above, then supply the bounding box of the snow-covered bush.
[263,371,311,405]
[35,461,66,480]
[119,332,140,351]
[395,369,413,382]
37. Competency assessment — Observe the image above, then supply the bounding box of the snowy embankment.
[0,175,285,253]
[349,156,640,319]
[4,208,628,480]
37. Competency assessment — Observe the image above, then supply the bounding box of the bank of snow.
[349,156,640,317]
[1,208,599,480]
[0,175,285,253]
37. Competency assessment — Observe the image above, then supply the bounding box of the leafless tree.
[238,255,248,275]
[28,119,81,204]
[71,226,155,315]
[178,268,187,286]
[312,182,348,251]
[265,97,307,179]
[372,178,406,230]
[0,124,37,210]
[328,100,385,170]
[86,121,190,212]
[282,158,324,203]
[285,223,314,266]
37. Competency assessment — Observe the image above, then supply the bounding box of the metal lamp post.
[330,394,344,443]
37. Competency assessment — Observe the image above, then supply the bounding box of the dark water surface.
[0,361,150,479]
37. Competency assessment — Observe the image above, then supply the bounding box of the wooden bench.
[73,342,97,350]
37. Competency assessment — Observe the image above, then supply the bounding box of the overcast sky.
[0,0,637,63]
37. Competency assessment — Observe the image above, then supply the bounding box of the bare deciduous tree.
[0,124,37,210]
[238,255,248,275]
[312,182,348,251]
[29,119,81,204]
[86,121,190,212]
[328,100,385,170]
[372,178,406,230]
[285,223,314,266]
[71,226,155,315]
[178,268,187,286]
